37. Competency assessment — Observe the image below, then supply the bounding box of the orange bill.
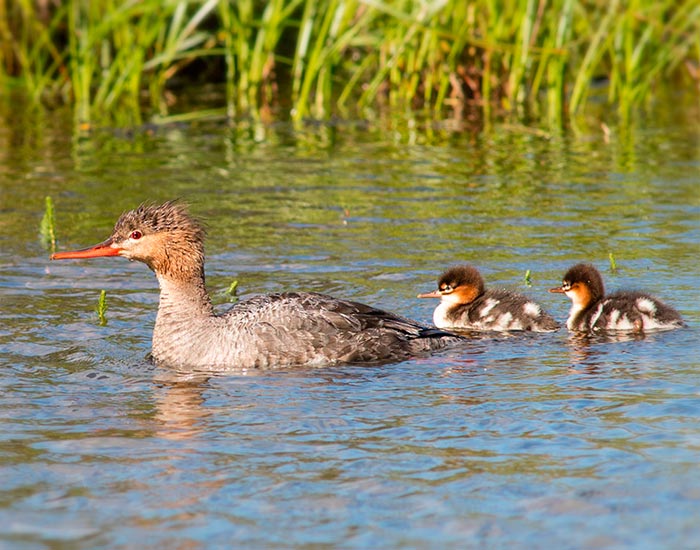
[417,290,441,299]
[548,286,565,294]
[51,238,121,260]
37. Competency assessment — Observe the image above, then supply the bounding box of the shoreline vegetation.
[1,0,699,131]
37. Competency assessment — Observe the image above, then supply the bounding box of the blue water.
[1,116,699,548]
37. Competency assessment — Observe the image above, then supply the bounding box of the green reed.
[96,290,108,326]
[39,196,56,254]
[225,280,239,303]
[2,0,698,129]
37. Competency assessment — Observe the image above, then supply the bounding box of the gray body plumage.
[568,290,685,333]
[154,281,461,369]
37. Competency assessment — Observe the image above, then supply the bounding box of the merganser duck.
[417,265,559,332]
[549,263,685,333]
[50,201,462,369]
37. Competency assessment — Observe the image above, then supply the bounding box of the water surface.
[1,111,699,548]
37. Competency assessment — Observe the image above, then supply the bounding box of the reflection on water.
[0,109,699,548]
[565,331,644,373]
[152,371,212,441]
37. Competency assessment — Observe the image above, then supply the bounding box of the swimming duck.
[417,265,559,332]
[51,201,463,369]
[549,263,685,333]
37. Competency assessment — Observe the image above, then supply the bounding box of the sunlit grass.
[1,0,698,129]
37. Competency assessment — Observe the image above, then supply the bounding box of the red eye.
[130,230,142,240]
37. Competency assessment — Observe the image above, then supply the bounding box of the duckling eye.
[130,230,143,240]
[562,282,571,291]
[441,285,453,293]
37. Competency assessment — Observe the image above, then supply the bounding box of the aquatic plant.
[1,0,698,128]
[608,252,618,273]
[39,196,56,254]
[524,269,532,287]
[96,289,108,326]
[225,280,239,303]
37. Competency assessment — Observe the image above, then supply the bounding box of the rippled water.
[1,111,699,548]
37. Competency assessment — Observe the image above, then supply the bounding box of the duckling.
[418,265,559,332]
[549,263,685,333]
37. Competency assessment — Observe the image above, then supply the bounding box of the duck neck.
[155,270,214,322]
[151,268,218,366]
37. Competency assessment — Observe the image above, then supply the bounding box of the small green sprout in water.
[608,252,618,273]
[225,280,239,302]
[39,196,56,254]
[524,269,532,287]
[96,290,108,326]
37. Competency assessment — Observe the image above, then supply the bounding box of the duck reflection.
[565,331,647,373]
[152,369,213,440]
